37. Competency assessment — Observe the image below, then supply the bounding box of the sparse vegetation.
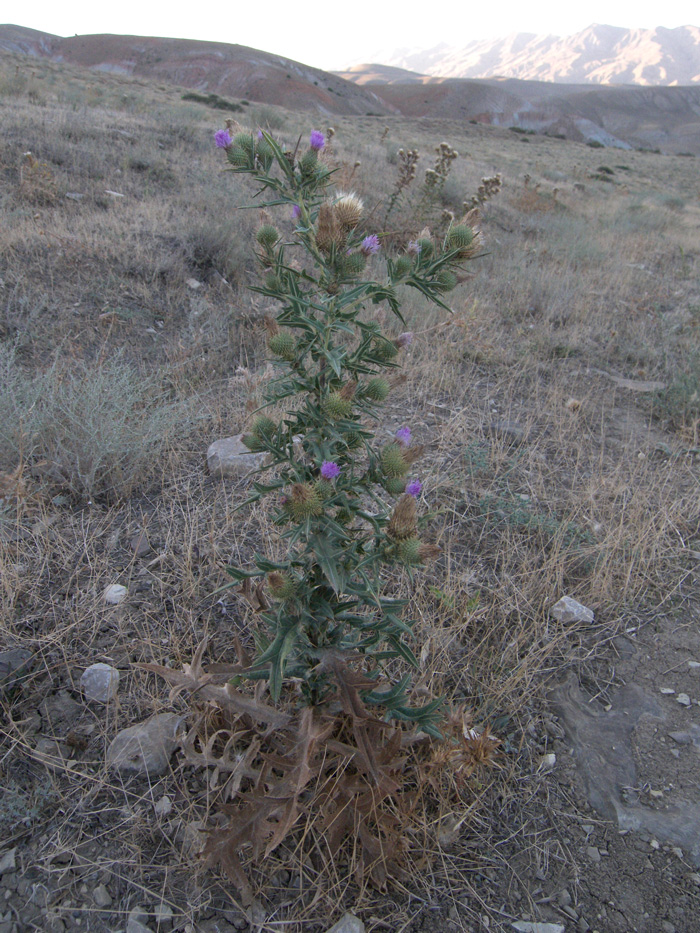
[0,47,699,933]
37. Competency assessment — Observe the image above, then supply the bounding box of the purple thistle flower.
[257,129,264,139]
[395,332,413,348]
[214,129,232,149]
[396,426,411,446]
[406,479,422,497]
[361,235,381,256]
[310,130,325,151]
[291,204,302,221]
[320,461,341,480]
[407,240,421,255]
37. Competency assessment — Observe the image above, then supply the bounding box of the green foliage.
[216,128,483,732]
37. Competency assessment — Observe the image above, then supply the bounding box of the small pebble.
[154,796,172,817]
[688,661,700,669]
[587,846,601,863]
[104,584,127,605]
[659,687,675,695]
[677,693,691,707]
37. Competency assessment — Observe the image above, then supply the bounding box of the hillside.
[0,24,394,115]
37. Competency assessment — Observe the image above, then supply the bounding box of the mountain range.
[349,24,700,86]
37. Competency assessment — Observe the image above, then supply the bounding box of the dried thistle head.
[388,494,417,540]
[316,202,345,253]
[334,192,364,230]
[338,380,358,401]
[289,483,323,520]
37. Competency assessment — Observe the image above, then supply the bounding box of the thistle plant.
[214,125,482,734]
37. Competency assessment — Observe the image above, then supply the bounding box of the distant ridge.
[0,25,394,116]
[346,24,700,86]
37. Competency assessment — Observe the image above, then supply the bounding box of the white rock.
[81,663,120,702]
[186,278,202,290]
[154,795,172,817]
[207,434,267,478]
[104,584,127,605]
[107,713,184,776]
[677,693,691,707]
[550,596,594,624]
[660,687,675,695]
[325,914,366,933]
[512,923,565,933]
[93,884,112,907]
[688,661,700,669]
[538,753,557,771]
[126,906,152,933]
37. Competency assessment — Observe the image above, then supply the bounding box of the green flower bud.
[289,483,323,521]
[252,415,276,439]
[435,269,458,292]
[241,433,264,452]
[417,237,433,259]
[267,572,297,601]
[299,151,318,176]
[322,393,353,420]
[314,479,334,500]
[233,133,255,155]
[268,331,296,362]
[264,271,282,291]
[365,377,391,402]
[393,255,412,279]
[340,252,366,279]
[398,537,422,565]
[373,338,399,362]
[447,224,474,251]
[383,476,408,496]
[256,224,279,249]
[380,443,409,477]
[226,146,249,168]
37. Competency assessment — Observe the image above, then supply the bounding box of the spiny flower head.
[320,461,341,480]
[214,130,232,149]
[388,494,418,540]
[406,479,422,497]
[289,483,323,521]
[310,130,325,151]
[334,192,364,230]
[361,235,381,256]
[396,426,411,446]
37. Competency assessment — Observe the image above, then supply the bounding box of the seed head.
[334,192,364,230]
[316,203,344,253]
[388,494,418,540]
[289,483,322,521]
[322,392,353,420]
[267,572,297,601]
[256,224,279,249]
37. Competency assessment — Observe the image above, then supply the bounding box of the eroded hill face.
[0,25,394,116]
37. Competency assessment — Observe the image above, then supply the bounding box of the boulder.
[207,435,266,479]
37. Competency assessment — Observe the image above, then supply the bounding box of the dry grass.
[1,50,699,932]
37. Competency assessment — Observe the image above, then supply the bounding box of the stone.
[107,713,184,777]
[154,795,172,817]
[130,531,151,557]
[660,688,675,695]
[207,435,267,479]
[0,649,33,691]
[511,923,565,933]
[490,419,528,443]
[325,915,365,933]
[92,884,112,908]
[127,906,153,933]
[186,278,202,290]
[677,693,691,707]
[550,596,594,624]
[0,849,16,873]
[153,903,174,928]
[80,664,120,703]
[104,584,127,605]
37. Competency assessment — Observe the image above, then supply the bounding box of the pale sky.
[10,2,700,71]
